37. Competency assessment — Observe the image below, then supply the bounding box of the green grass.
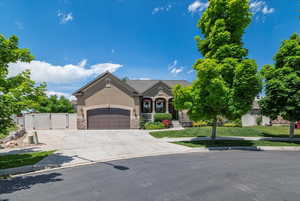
[175,140,300,148]
[0,151,55,170]
[150,126,300,138]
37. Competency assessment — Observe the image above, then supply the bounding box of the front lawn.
[175,140,300,148]
[0,151,55,169]
[150,126,300,138]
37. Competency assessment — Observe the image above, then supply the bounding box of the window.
[142,98,152,113]
[106,78,111,88]
[155,98,166,113]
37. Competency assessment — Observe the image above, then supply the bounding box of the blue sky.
[1,0,299,99]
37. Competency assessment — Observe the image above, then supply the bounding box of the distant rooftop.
[125,80,190,94]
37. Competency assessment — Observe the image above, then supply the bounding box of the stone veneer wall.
[77,118,87,130]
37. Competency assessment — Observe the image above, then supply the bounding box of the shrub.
[162,120,172,128]
[223,123,240,127]
[145,122,165,130]
[192,121,208,127]
[154,113,172,122]
[256,116,262,126]
[139,117,146,129]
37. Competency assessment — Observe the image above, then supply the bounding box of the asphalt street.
[1,151,300,201]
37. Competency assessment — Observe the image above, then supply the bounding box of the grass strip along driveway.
[150,126,300,138]
[175,140,300,148]
[0,151,55,169]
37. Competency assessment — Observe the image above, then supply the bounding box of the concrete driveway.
[27,129,191,167]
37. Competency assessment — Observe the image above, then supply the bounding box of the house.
[241,97,292,127]
[241,98,270,126]
[73,72,191,129]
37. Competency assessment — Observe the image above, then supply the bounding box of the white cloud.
[250,1,274,19]
[15,21,24,30]
[188,0,209,14]
[8,60,123,84]
[57,11,73,24]
[78,59,87,68]
[168,60,183,76]
[170,67,183,75]
[46,91,75,100]
[168,60,178,70]
[131,77,151,80]
[137,77,151,80]
[187,69,194,74]
[152,4,172,15]
[262,6,274,14]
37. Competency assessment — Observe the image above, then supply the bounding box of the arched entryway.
[155,98,166,113]
[142,98,153,113]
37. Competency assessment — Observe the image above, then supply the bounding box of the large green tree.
[259,33,300,138]
[35,95,75,113]
[173,0,261,139]
[0,35,45,134]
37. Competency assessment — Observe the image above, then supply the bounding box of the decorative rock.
[5,140,18,148]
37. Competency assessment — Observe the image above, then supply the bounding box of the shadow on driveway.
[0,172,63,195]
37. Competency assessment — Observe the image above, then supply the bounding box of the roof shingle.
[126,80,190,94]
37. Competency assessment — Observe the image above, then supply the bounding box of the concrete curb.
[163,136,300,142]
[0,150,192,177]
[188,146,300,152]
[3,146,300,177]
[0,164,60,177]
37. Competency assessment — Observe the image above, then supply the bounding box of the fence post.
[32,114,35,130]
[66,113,69,129]
[49,113,52,130]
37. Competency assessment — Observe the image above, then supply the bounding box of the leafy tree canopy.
[173,0,261,139]
[35,95,75,113]
[259,33,300,137]
[0,34,46,134]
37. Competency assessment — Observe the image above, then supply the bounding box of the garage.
[87,108,131,129]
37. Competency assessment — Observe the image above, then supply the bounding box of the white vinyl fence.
[24,113,77,130]
[242,113,270,127]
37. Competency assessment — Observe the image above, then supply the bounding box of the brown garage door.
[87,108,130,129]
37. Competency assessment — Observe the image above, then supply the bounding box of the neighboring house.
[73,72,191,129]
[242,98,270,127]
[241,97,290,127]
[70,100,77,111]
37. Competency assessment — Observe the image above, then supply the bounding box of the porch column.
[152,97,155,121]
[166,98,169,114]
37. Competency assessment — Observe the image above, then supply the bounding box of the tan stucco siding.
[85,85,135,107]
[75,79,140,129]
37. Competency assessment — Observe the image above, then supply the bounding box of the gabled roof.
[72,71,138,96]
[125,80,190,94]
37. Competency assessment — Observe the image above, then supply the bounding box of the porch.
[140,97,179,122]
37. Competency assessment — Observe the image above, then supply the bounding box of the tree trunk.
[211,119,217,140]
[289,121,295,139]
